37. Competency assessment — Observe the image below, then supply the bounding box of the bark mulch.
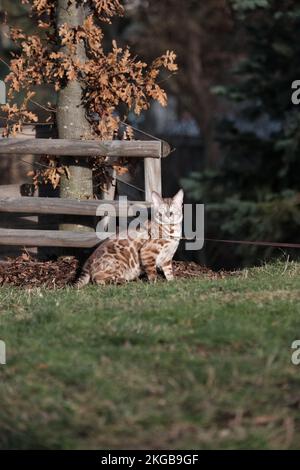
[0,254,233,289]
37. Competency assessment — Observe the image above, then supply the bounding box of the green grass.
[1,261,300,449]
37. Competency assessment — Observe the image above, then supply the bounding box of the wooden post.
[144,142,162,201]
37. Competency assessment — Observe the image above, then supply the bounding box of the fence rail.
[0,138,171,158]
[0,197,150,216]
[0,228,99,248]
[0,134,172,250]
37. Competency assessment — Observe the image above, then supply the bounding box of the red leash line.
[204,238,300,249]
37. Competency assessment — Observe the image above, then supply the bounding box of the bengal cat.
[75,189,184,287]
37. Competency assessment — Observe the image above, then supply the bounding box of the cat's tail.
[75,266,90,289]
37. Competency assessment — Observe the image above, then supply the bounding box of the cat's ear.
[173,189,184,206]
[151,191,163,207]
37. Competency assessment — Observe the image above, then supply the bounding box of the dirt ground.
[0,254,234,288]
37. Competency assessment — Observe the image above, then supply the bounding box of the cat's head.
[152,189,184,225]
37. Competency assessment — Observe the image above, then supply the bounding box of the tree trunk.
[186,21,220,169]
[56,0,93,232]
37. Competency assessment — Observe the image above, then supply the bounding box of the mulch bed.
[0,254,232,289]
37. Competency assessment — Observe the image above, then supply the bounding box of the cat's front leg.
[140,246,158,282]
[160,260,174,281]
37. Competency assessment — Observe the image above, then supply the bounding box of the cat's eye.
[169,211,173,217]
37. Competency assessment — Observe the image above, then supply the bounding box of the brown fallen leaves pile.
[0,254,231,289]
[0,254,78,289]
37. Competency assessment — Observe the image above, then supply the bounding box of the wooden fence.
[0,131,171,249]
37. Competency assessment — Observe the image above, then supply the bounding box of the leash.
[204,238,300,249]
[165,237,300,249]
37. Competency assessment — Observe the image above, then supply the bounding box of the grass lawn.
[0,261,300,449]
